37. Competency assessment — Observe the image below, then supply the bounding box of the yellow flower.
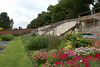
[64,45,72,49]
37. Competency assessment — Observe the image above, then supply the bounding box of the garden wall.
[0,29,34,34]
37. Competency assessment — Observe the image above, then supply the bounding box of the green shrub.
[31,32,36,36]
[73,38,93,48]
[26,36,49,50]
[0,33,4,36]
[25,35,62,51]
[58,41,66,49]
[64,33,82,40]
[1,34,14,41]
[48,36,61,50]
[64,33,93,48]
[23,31,28,34]
[13,33,23,36]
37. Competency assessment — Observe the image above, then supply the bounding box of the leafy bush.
[13,33,23,36]
[58,41,66,49]
[31,32,36,36]
[73,38,93,48]
[1,34,14,41]
[25,35,62,51]
[64,33,93,48]
[23,31,28,34]
[25,36,49,50]
[64,33,82,40]
[48,36,61,50]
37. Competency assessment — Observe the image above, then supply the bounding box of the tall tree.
[0,12,14,29]
[94,2,100,13]
[27,0,99,29]
[27,11,52,28]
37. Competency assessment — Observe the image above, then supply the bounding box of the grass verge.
[0,37,32,67]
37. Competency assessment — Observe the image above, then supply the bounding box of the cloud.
[0,0,58,29]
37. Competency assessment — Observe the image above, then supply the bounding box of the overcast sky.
[0,0,58,29]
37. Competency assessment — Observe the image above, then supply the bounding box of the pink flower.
[94,58,98,60]
[55,61,62,65]
[87,55,91,57]
[53,64,56,66]
[42,66,45,67]
[61,48,63,50]
[68,60,74,63]
[65,61,67,64]
[45,62,48,65]
[90,58,93,60]
[51,59,53,61]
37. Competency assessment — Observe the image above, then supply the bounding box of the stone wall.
[78,12,100,39]
[46,21,77,36]
[32,20,77,36]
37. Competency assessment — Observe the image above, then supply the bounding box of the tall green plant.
[48,36,61,50]
[25,36,49,50]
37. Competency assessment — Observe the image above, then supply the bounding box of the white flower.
[80,60,82,62]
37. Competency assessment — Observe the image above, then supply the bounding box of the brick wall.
[91,39,100,48]
[0,29,34,34]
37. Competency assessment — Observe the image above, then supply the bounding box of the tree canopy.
[0,12,14,30]
[27,0,100,29]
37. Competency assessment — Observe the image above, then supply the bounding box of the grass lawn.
[0,37,32,67]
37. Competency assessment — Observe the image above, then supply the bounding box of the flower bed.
[30,47,100,67]
[21,33,99,67]
[0,41,8,53]
[0,45,6,50]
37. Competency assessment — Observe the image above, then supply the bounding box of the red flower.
[93,52,100,59]
[84,63,89,67]
[82,60,85,63]
[49,65,51,67]
[70,65,74,67]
